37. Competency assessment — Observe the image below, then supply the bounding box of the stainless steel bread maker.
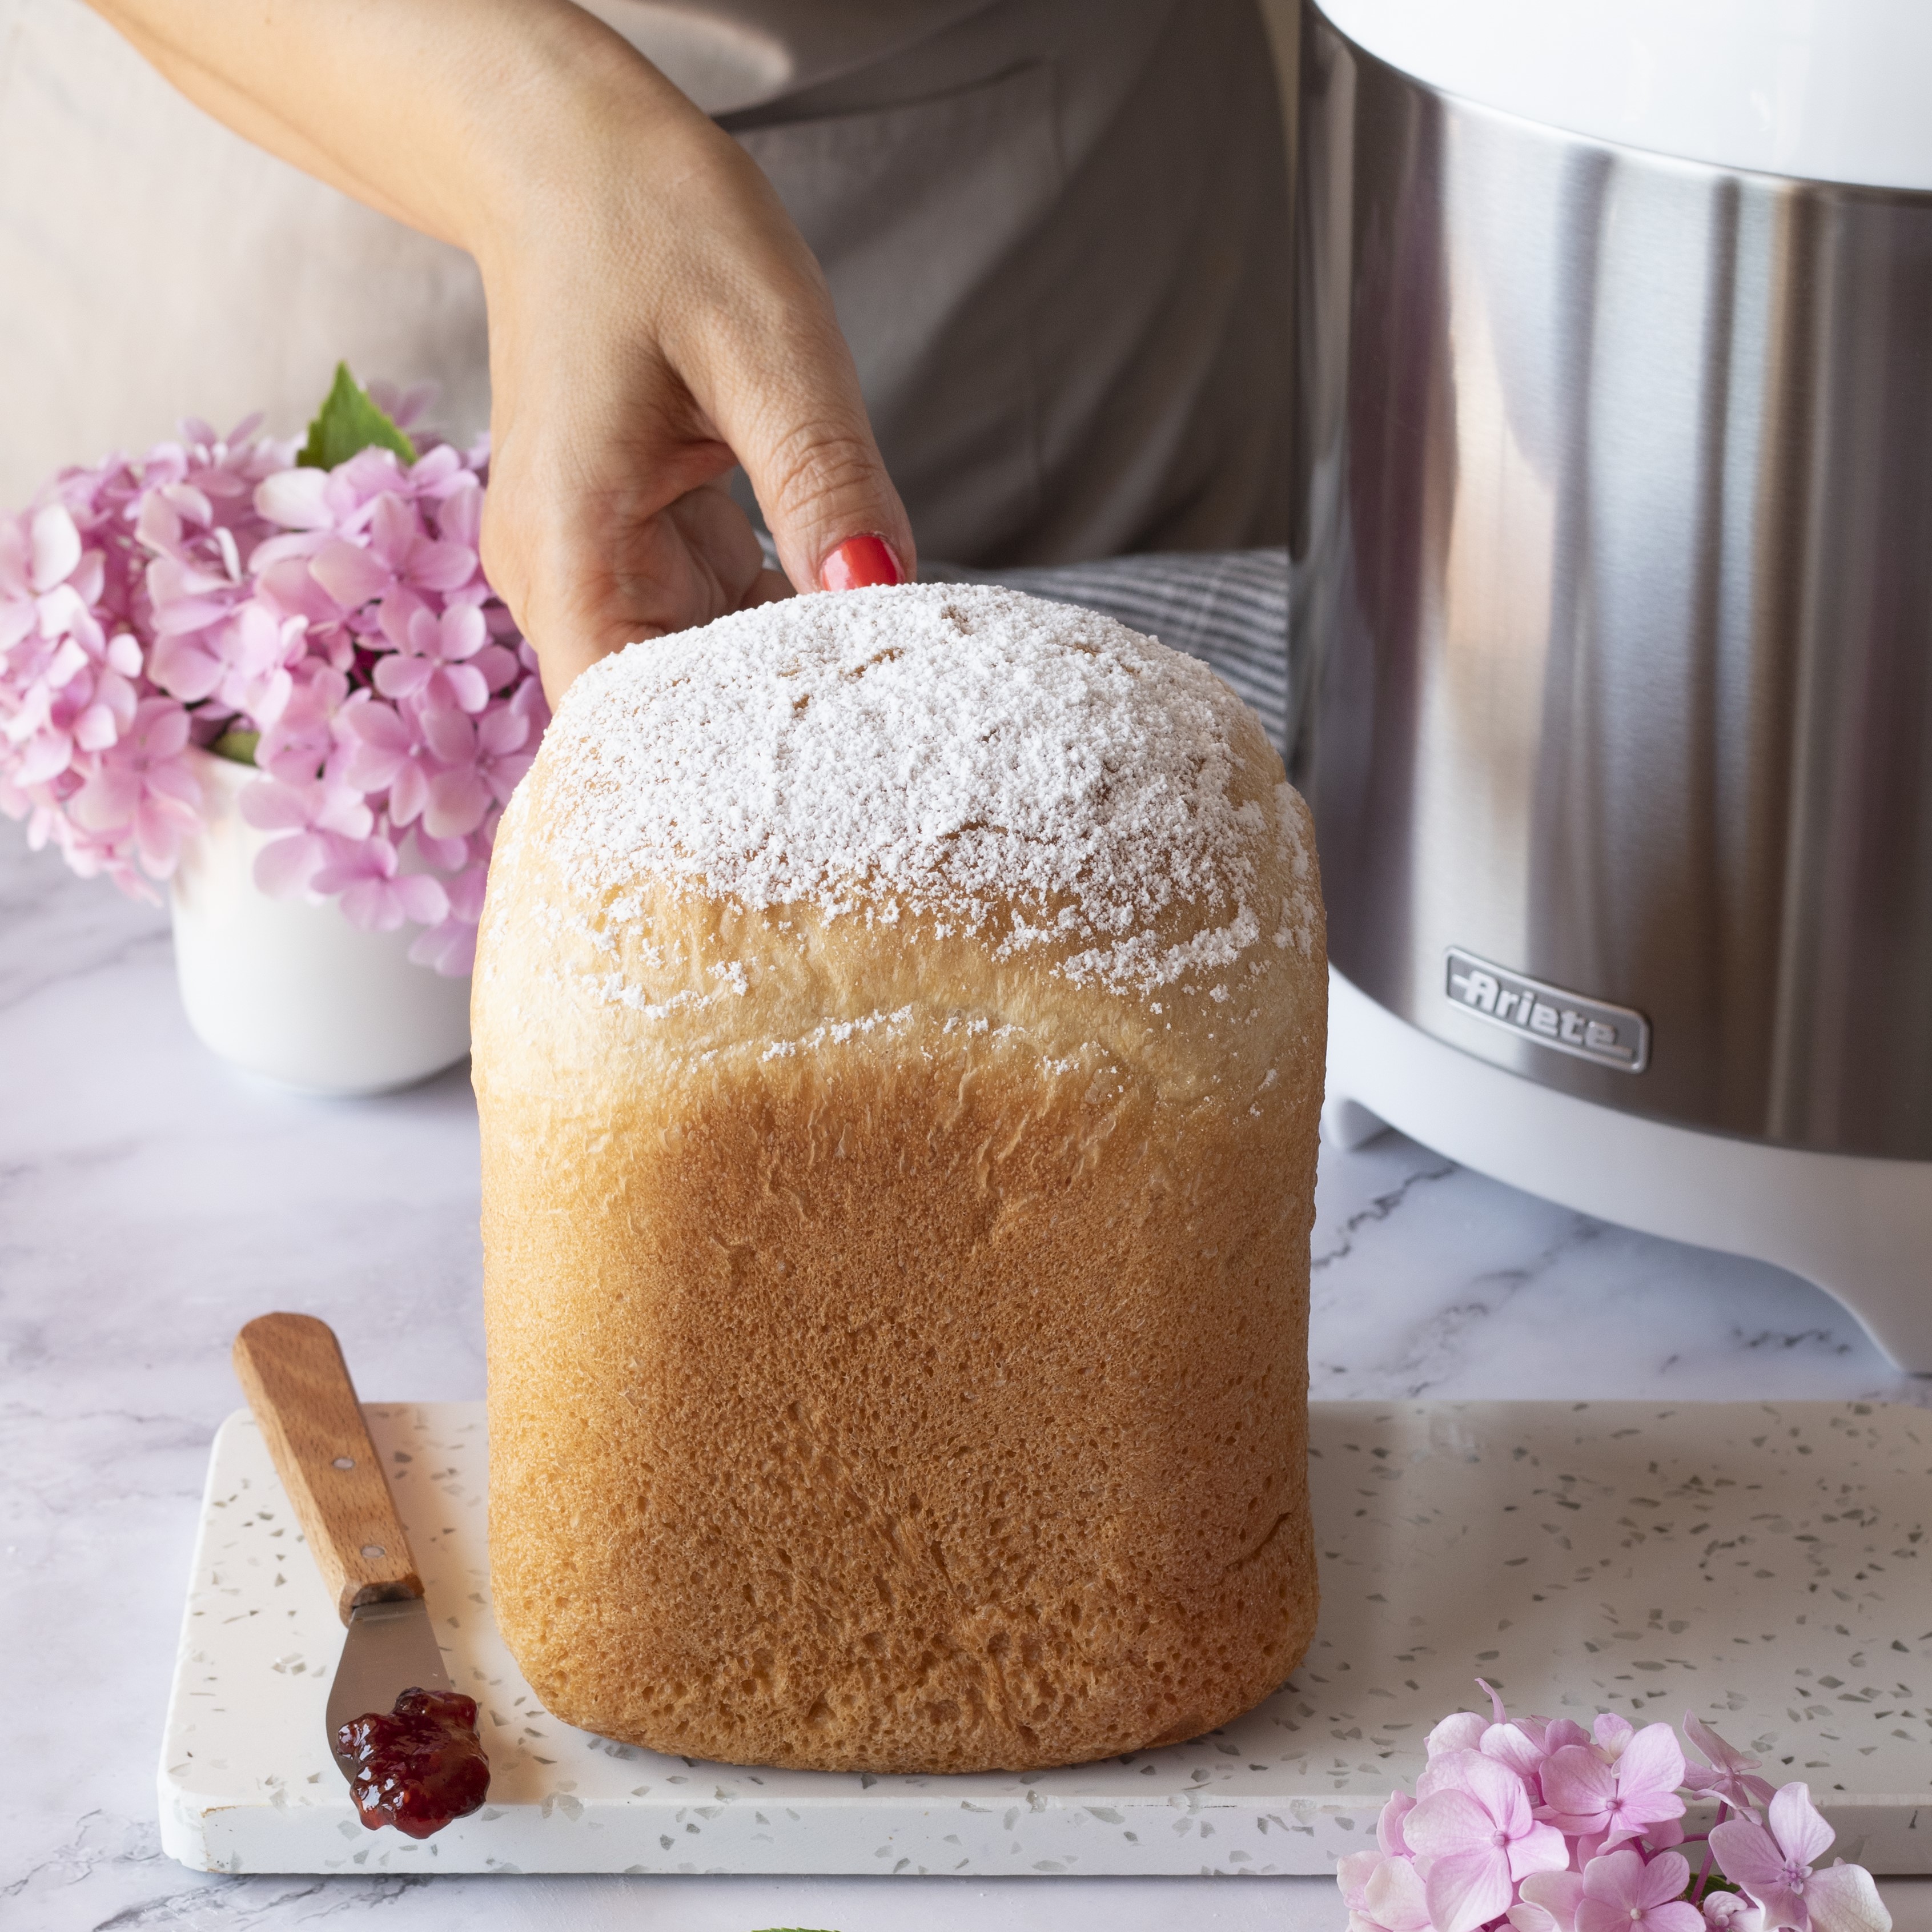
[1291,0,1932,1368]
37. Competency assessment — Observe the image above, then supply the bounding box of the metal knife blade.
[324,1596,456,1778]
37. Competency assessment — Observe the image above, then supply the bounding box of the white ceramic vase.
[168,748,472,1096]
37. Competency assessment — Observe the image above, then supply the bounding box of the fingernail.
[819,535,903,592]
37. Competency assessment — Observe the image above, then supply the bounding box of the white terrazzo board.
[158,1399,1932,1877]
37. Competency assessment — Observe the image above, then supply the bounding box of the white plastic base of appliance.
[159,1400,1932,1877]
[1324,969,1932,1373]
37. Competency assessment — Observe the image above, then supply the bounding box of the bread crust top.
[477,585,1320,1107]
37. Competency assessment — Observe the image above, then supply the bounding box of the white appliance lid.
[1314,0,1932,191]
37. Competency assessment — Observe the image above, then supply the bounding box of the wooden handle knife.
[232,1311,423,1624]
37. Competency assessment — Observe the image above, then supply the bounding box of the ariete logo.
[1444,947,1650,1074]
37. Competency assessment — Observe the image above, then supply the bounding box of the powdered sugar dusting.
[542,584,1291,994]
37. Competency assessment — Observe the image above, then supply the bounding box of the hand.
[86,0,917,706]
[476,99,917,706]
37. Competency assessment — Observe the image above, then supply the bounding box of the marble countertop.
[4,832,1927,1932]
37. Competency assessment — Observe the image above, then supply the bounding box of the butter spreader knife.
[232,1312,455,1779]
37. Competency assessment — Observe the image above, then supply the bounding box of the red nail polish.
[820,535,903,592]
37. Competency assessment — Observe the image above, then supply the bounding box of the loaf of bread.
[473,583,1326,1774]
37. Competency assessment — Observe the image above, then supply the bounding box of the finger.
[664,146,917,596]
[742,567,792,608]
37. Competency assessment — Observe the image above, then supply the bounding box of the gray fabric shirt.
[0,0,1288,564]
[726,0,1292,565]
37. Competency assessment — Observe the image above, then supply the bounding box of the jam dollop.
[337,1687,490,1838]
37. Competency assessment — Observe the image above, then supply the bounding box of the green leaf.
[209,728,260,765]
[298,362,416,471]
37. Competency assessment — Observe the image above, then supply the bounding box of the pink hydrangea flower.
[340,697,441,825]
[1711,1786,1891,1932]
[1539,1723,1688,1849]
[1426,1710,1490,1760]
[310,832,449,932]
[1342,1693,1889,1932]
[1705,1890,1767,1931]
[1576,1850,1705,1932]
[3,396,549,973]
[67,696,202,875]
[1512,1869,1588,1932]
[415,699,537,838]
[373,603,491,713]
[1471,1681,1592,1800]
[1684,1716,1779,1816]
[1341,1847,1437,1932]
[1405,1750,1570,1932]
[243,772,376,898]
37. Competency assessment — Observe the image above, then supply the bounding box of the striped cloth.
[923,548,1290,754]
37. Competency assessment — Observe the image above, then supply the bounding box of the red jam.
[337,1688,490,1838]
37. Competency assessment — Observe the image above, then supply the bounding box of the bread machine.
[1291,0,1932,1369]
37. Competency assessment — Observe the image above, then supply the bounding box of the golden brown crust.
[474,588,1326,1772]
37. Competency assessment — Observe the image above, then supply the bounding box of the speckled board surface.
[158,1400,1931,1877]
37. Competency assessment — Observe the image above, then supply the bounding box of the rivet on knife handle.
[232,1312,422,1624]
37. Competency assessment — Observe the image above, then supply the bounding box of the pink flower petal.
[70,766,138,829]
[1403,1788,1494,1859]
[255,467,336,531]
[421,706,475,764]
[389,761,428,826]
[339,876,405,931]
[73,703,120,752]
[411,540,478,593]
[255,556,342,625]
[407,917,477,977]
[253,830,328,897]
[469,642,520,692]
[239,778,314,832]
[368,493,421,569]
[1767,1788,1835,1872]
[1620,1726,1689,1804]
[30,504,81,592]
[315,787,375,840]
[1364,1854,1435,1932]
[436,603,486,661]
[1712,1819,1794,1895]
[1485,1723,1551,1782]
[373,655,433,700]
[1377,1792,1417,1859]
[435,477,483,547]
[1596,1715,1636,1756]
[1518,1870,1588,1932]
[443,662,490,712]
[1804,1862,1890,1932]
[423,766,489,840]
[1426,1846,1515,1932]
[476,703,528,756]
[1637,1851,1695,1907]
[393,871,450,926]
[1339,1847,1383,1913]
[1541,1744,1616,1829]
[132,796,195,874]
[412,829,471,872]
[1512,1906,1564,1932]
[310,537,392,609]
[147,633,226,703]
[1510,1820,1573,1881]
[443,859,490,919]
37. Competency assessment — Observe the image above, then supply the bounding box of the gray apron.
[0,0,1288,564]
